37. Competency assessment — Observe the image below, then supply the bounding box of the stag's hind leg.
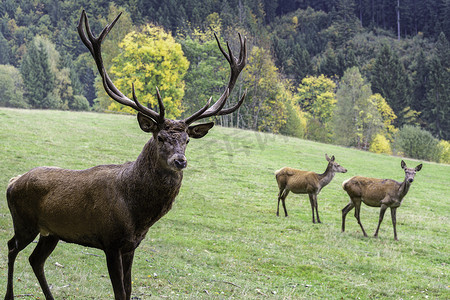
[29,235,60,300]
[5,230,39,300]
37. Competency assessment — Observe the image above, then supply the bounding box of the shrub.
[0,64,28,108]
[70,95,90,111]
[279,100,306,138]
[394,125,440,162]
[369,134,392,154]
[437,140,450,164]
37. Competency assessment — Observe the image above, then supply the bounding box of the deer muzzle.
[169,154,187,170]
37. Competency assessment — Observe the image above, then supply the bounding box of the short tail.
[342,177,351,189]
[274,168,283,177]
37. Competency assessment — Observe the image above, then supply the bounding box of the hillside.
[0,108,448,298]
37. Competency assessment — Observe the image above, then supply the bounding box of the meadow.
[0,108,448,299]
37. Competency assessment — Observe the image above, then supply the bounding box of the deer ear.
[187,122,214,139]
[401,160,406,169]
[415,164,423,172]
[137,112,158,133]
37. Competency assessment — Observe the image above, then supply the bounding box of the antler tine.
[182,97,212,125]
[217,89,247,116]
[78,10,164,123]
[184,33,247,125]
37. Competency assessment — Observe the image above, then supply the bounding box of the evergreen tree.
[424,32,450,140]
[0,32,10,64]
[371,43,411,126]
[410,49,429,113]
[20,40,57,109]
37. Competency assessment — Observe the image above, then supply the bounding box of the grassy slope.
[0,108,448,299]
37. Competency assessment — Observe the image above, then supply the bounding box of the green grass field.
[0,108,448,299]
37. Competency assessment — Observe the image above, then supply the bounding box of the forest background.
[0,0,449,163]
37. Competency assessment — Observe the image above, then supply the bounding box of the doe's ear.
[325,154,334,162]
[415,164,423,172]
[401,160,406,169]
[137,112,158,133]
[187,122,214,139]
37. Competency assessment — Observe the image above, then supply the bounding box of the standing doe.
[275,154,347,223]
[4,10,246,300]
[341,160,422,240]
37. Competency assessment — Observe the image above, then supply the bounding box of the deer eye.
[157,135,164,142]
[186,138,190,145]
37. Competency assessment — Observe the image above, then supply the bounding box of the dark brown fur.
[341,160,422,240]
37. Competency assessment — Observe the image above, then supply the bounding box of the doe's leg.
[374,204,388,238]
[341,201,355,232]
[280,190,289,217]
[390,207,398,241]
[353,199,368,237]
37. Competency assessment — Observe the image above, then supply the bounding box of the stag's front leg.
[374,204,388,238]
[390,207,398,241]
[105,249,126,300]
[122,250,135,300]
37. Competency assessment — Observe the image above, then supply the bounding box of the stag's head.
[401,160,422,183]
[325,154,347,173]
[77,10,246,172]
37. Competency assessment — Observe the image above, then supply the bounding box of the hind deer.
[341,160,422,240]
[4,10,246,300]
[275,154,347,223]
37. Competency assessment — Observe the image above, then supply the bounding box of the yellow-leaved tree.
[108,23,189,119]
[296,75,336,142]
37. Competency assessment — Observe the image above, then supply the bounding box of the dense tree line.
[0,0,448,162]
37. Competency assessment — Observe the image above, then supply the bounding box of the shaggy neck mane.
[121,137,183,231]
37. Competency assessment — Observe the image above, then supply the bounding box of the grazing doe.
[275,154,347,223]
[341,160,422,240]
[5,10,246,300]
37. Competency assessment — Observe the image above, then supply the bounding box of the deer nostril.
[174,159,187,169]
[408,178,414,183]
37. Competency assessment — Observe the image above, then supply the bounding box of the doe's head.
[325,154,347,173]
[401,160,422,183]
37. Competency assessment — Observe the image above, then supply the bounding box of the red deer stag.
[5,10,246,300]
[275,154,347,223]
[341,160,422,240]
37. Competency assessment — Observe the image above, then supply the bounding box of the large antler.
[183,33,247,125]
[77,10,164,123]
